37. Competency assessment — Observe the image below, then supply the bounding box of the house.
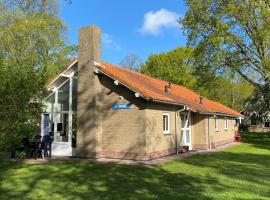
[42,25,241,160]
[240,108,270,132]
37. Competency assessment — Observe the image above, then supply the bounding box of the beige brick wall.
[192,113,208,149]
[208,116,235,147]
[248,125,270,132]
[100,75,147,159]
[145,103,179,156]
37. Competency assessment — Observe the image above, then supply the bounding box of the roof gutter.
[197,111,242,118]
[150,98,195,111]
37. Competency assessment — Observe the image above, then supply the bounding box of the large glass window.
[72,78,77,111]
[44,93,55,112]
[54,113,69,142]
[58,80,70,111]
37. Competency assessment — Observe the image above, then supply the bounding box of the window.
[250,114,256,126]
[232,118,235,130]
[264,121,270,128]
[224,117,228,130]
[214,116,218,131]
[163,113,170,134]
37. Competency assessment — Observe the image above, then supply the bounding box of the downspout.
[208,115,215,150]
[176,106,187,155]
[208,116,211,150]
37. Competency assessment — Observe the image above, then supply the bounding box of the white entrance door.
[181,112,192,150]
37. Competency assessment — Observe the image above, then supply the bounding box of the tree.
[141,47,197,89]
[119,53,142,71]
[0,0,75,151]
[141,46,253,111]
[181,0,270,114]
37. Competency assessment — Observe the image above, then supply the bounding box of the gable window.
[214,116,218,131]
[264,121,270,128]
[163,113,170,134]
[250,114,256,126]
[224,117,228,130]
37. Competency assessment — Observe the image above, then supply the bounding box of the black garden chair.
[10,138,30,159]
[28,135,44,159]
[42,135,53,158]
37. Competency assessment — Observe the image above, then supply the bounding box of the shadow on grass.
[0,133,269,200]
[0,160,218,200]
[241,131,270,151]
[175,132,270,199]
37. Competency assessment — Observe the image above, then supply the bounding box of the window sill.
[215,129,219,132]
[224,128,228,131]
[163,132,171,135]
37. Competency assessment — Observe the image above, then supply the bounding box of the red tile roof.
[47,58,241,117]
[98,61,241,117]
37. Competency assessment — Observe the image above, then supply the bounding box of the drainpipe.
[208,116,211,150]
[176,106,187,155]
[208,115,216,150]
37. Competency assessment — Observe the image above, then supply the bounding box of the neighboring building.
[42,25,241,160]
[240,109,270,132]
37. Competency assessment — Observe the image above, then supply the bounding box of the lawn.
[0,133,269,200]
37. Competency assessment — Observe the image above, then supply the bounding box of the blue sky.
[60,0,187,65]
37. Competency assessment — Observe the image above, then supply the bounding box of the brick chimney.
[76,25,102,157]
[200,96,204,104]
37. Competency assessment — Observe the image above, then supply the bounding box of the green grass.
[0,133,270,200]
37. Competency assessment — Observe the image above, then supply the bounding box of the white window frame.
[224,117,228,130]
[163,113,170,134]
[214,116,219,131]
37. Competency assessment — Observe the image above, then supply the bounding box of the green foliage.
[142,47,253,111]
[0,0,76,151]
[142,47,197,89]
[181,0,270,113]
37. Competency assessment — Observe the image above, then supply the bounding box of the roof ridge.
[46,58,241,116]
[100,61,222,105]
[101,60,202,96]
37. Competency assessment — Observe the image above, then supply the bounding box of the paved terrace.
[9,142,241,166]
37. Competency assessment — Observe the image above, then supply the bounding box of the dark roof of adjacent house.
[47,58,241,117]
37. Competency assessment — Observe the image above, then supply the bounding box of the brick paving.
[12,142,241,166]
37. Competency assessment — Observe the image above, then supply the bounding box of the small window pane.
[224,118,228,129]
[214,117,218,130]
[163,116,166,131]
[251,115,256,126]
[186,130,190,143]
[163,114,170,133]
[265,121,270,128]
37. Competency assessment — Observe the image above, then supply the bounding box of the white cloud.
[102,33,122,51]
[139,9,180,36]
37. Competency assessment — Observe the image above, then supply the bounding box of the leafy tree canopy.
[141,47,197,89]
[141,46,254,111]
[0,0,76,151]
[181,0,270,115]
